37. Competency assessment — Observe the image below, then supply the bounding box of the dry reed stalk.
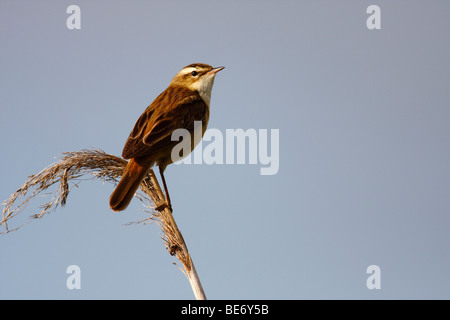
[1,149,206,300]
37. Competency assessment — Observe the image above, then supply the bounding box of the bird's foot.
[155,201,173,212]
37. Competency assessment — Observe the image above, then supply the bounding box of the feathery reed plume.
[1,149,206,300]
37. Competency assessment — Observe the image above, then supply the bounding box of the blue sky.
[1,1,449,299]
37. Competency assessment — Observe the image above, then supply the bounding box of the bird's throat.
[194,76,215,107]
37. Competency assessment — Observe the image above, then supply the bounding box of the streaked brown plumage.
[109,63,224,211]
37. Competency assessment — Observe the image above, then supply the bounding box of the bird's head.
[170,63,225,106]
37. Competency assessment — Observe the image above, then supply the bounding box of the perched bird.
[109,63,224,212]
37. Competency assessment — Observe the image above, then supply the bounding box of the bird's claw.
[155,201,173,212]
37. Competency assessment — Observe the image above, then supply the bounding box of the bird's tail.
[109,158,151,212]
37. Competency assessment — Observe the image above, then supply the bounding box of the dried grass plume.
[1,149,206,299]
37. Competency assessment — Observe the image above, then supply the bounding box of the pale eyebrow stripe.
[178,67,197,76]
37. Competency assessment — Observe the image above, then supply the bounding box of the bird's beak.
[207,66,225,75]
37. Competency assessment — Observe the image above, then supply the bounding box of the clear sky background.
[1,1,449,299]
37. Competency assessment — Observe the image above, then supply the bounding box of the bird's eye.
[191,71,198,76]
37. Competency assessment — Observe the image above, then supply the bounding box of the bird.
[109,63,224,212]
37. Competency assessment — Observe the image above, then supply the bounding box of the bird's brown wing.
[122,87,208,160]
[121,105,153,159]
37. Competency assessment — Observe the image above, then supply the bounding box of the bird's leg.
[155,166,173,212]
